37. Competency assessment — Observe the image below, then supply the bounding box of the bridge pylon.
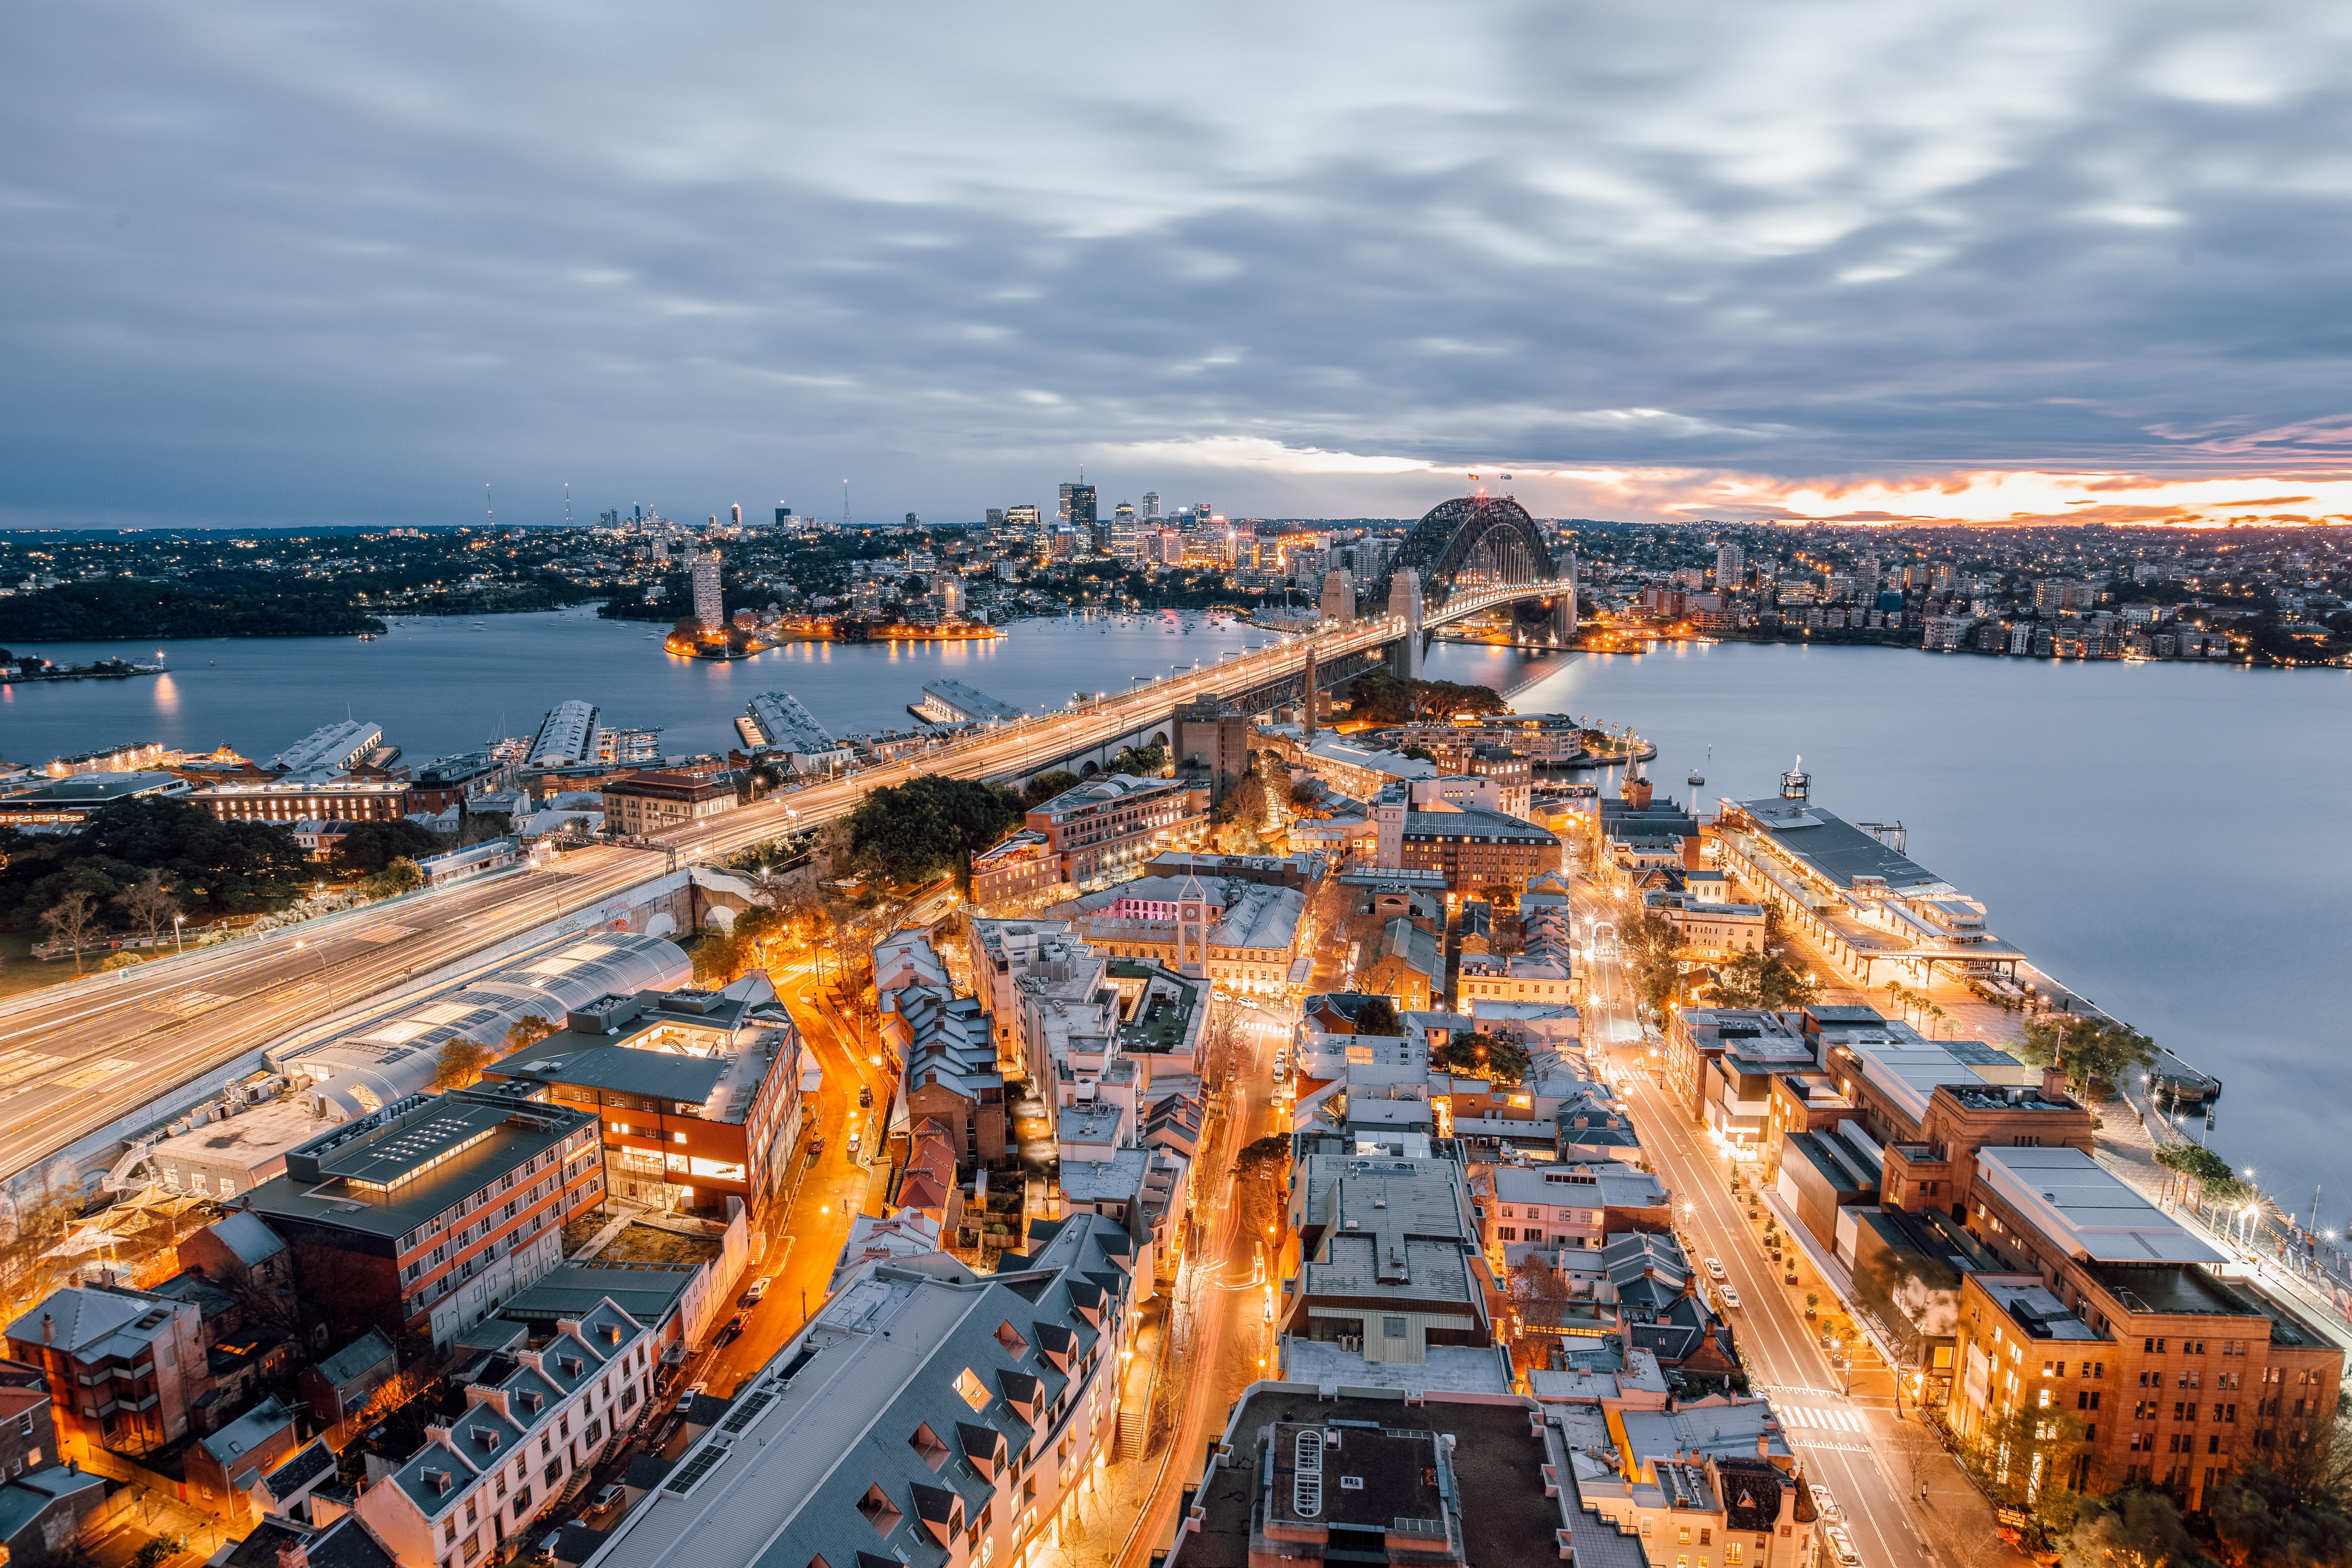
[1387,568,1424,680]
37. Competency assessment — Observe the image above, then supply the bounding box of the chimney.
[40,1314,51,1346]
[277,1544,311,1568]
[1755,1432,1769,1458]
[2040,1068,2069,1102]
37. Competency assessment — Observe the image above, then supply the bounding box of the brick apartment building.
[1024,773,1206,886]
[1948,1146,2341,1514]
[598,770,739,835]
[192,779,413,824]
[4,1286,208,1459]
[1397,808,1559,894]
[1721,1004,2344,1520]
[243,1085,603,1346]
[479,985,804,1218]
[968,829,1062,909]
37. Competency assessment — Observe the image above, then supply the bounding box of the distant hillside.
[0,579,388,640]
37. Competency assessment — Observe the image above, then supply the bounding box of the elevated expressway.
[0,599,1537,1191]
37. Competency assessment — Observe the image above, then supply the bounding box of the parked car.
[1705,1257,1727,1280]
[718,1313,746,1345]
[858,1085,873,1108]
[1720,1286,1742,1310]
[593,1484,625,1513]
[1826,1525,1861,1567]
[742,1276,771,1305]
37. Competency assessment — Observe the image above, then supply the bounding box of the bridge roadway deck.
[0,613,1477,1189]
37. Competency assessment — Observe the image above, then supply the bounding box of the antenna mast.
[485,483,493,528]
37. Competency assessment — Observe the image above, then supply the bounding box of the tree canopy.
[332,819,449,876]
[2017,1013,2157,1096]
[848,775,1026,885]
[1625,907,1687,1020]
[1432,1030,1531,1084]
[1346,672,1513,724]
[1711,906,1819,1012]
[2154,1141,2249,1205]
[1,796,312,932]
[1020,770,1081,808]
[1352,995,1402,1037]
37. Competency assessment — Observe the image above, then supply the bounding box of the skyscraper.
[1715,541,1744,588]
[692,550,725,632]
[1110,502,1139,562]
[1142,491,1161,520]
[730,503,743,528]
[1058,482,1097,531]
[774,504,792,527]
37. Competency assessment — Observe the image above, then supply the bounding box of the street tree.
[2206,1407,2352,1566]
[332,820,447,876]
[370,857,425,896]
[114,869,179,948]
[1503,1255,1574,1363]
[1712,908,1819,1012]
[2018,1015,2157,1097]
[1625,907,1686,1020]
[39,888,99,975]
[433,1037,492,1090]
[1352,995,1401,1037]
[2062,1485,2210,1568]
[1229,767,1272,831]
[2153,1141,2248,1207]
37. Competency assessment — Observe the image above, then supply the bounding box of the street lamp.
[171,913,185,956]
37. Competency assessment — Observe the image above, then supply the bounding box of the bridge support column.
[1387,568,1424,681]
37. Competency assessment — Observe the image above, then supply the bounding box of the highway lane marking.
[52,1058,135,1090]
[147,989,235,1018]
[354,924,416,942]
[0,1052,59,1090]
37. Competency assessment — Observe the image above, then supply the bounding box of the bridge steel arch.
[1397,495,1555,600]
[1380,495,1571,668]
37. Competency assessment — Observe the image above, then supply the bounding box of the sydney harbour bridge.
[1000,492,1579,779]
[1372,492,1575,682]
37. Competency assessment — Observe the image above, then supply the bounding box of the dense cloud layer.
[7,2,2352,527]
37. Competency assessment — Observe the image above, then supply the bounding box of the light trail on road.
[1572,875,1972,1568]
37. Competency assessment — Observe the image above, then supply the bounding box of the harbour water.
[0,606,1262,764]
[3,612,2344,1218]
[1433,637,2352,1230]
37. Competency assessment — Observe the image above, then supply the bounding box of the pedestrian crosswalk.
[1777,1404,1867,1432]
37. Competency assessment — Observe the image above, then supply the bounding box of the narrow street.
[1572,873,2023,1568]
[1111,1006,1286,1568]
[683,957,896,1399]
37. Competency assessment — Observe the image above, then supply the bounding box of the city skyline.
[8,6,2352,531]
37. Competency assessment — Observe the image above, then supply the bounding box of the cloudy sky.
[8,1,2352,529]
